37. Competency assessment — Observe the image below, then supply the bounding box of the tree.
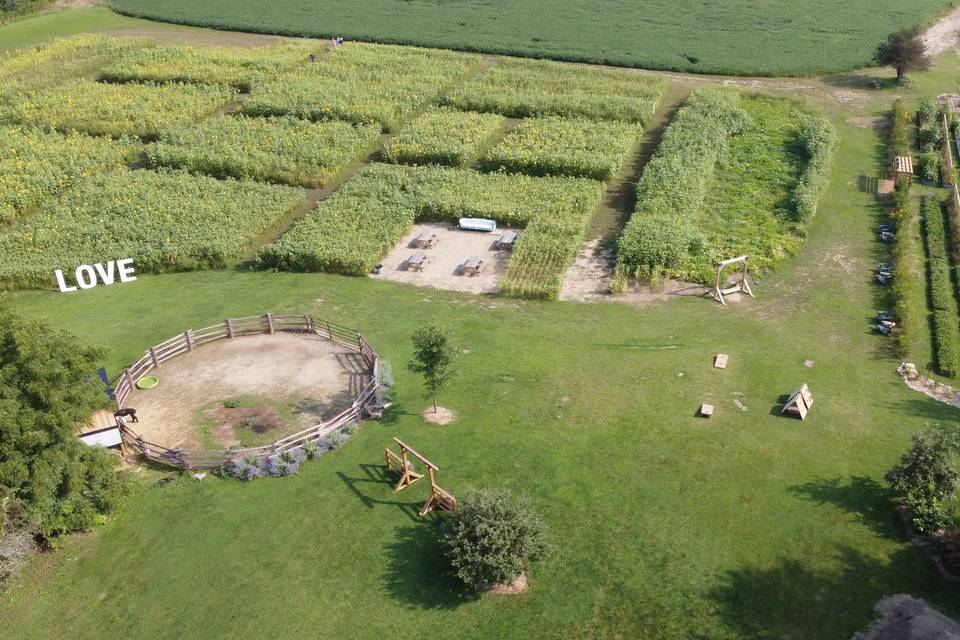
[407,324,455,413]
[885,428,959,533]
[439,488,550,590]
[874,27,931,85]
[0,303,127,542]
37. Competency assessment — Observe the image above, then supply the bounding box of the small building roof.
[79,426,122,449]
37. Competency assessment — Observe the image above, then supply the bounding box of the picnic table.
[412,231,438,249]
[406,252,428,271]
[498,231,518,250]
[462,256,485,276]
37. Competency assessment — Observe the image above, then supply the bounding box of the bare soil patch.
[924,6,960,56]
[487,573,529,595]
[125,332,368,449]
[899,362,960,409]
[847,116,891,129]
[422,406,456,425]
[371,222,514,295]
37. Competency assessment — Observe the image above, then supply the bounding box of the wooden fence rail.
[113,314,381,470]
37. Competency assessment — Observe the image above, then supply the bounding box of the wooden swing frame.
[385,438,457,517]
[712,255,754,306]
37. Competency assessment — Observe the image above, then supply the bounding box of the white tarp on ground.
[79,426,122,448]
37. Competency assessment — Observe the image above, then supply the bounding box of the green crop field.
[110,0,953,76]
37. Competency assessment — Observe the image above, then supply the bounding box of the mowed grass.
[110,0,953,76]
[1,118,959,638]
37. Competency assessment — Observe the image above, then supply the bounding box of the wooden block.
[714,353,729,369]
[699,404,714,418]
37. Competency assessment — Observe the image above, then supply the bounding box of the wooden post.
[123,368,134,392]
[185,330,194,352]
[304,314,313,332]
[326,321,332,340]
[266,313,275,335]
[225,318,234,338]
[149,347,160,368]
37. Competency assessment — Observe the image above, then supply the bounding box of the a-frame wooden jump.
[385,438,457,517]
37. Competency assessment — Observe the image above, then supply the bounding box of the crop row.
[0,169,304,289]
[916,99,943,184]
[147,115,381,187]
[790,115,838,223]
[383,108,504,167]
[483,116,641,181]
[257,163,604,298]
[0,126,134,225]
[440,58,663,125]
[100,41,320,92]
[616,88,750,278]
[921,196,960,377]
[890,183,926,360]
[6,79,236,140]
[243,43,477,132]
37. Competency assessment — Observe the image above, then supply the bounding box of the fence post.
[185,330,194,352]
[226,318,234,338]
[149,347,160,368]
[304,314,313,332]
[123,368,134,392]
[266,313,275,335]
[326,321,332,340]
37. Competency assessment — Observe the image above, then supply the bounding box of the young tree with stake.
[408,324,455,413]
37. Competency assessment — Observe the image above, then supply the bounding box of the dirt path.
[924,6,960,56]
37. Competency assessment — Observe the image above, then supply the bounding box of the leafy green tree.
[885,429,959,533]
[874,27,932,85]
[0,303,127,542]
[440,488,550,590]
[407,324,455,413]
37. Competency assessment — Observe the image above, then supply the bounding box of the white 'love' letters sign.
[55,259,137,293]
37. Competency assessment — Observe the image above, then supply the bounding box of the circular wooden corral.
[113,313,382,469]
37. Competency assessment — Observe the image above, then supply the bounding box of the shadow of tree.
[788,476,898,537]
[708,546,929,640]
[382,523,479,610]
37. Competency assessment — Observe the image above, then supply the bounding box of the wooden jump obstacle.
[781,383,814,420]
[385,438,457,517]
[712,255,754,305]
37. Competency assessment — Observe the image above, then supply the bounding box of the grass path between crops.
[3,9,960,640]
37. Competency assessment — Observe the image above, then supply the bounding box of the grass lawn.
[109,0,953,76]
[1,118,959,638]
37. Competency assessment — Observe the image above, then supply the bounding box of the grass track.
[109,0,954,76]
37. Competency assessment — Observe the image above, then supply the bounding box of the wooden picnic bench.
[498,231,518,250]
[462,256,486,276]
[406,252,428,271]
[412,231,438,249]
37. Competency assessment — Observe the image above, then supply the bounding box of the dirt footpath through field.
[924,6,960,56]
[124,332,369,449]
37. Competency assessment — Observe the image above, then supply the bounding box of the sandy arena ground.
[371,222,516,294]
[124,332,369,449]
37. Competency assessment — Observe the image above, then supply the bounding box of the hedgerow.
[257,163,603,298]
[439,58,664,125]
[890,99,911,160]
[791,115,838,222]
[917,99,943,184]
[483,116,641,180]
[100,41,318,91]
[383,108,504,167]
[616,88,749,276]
[147,115,381,187]
[0,169,304,289]
[0,126,134,225]
[891,184,924,359]
[8,79,236,140]
[243,43,476,132]
[921,196,960,377]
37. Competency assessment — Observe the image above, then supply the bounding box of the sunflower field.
[0,169,304,289]
[0,126,135,225]
[243,43,477,131]
[100,41,321,92]
[383,108,504,166]
[147,115,381,187]
[439,58,664,125]
[8,79,236,139]
[483,116,641,180]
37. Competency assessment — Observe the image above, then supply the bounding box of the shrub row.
[100,41,318,92]
[917,99,943,184]
[0,125,134,225]
[890,182,924,358]
[7,79,236,140]
[790,114,837,222]
[439,57,664,125]
[890,99,911,160]
[383,108,504,167]
[244,43,476,132]
[0,169,304,289]
[616,88,750,275]
[482,116,642,181]
[257,163,603,298]
[921,196,960,377]
[147,115,381,187]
